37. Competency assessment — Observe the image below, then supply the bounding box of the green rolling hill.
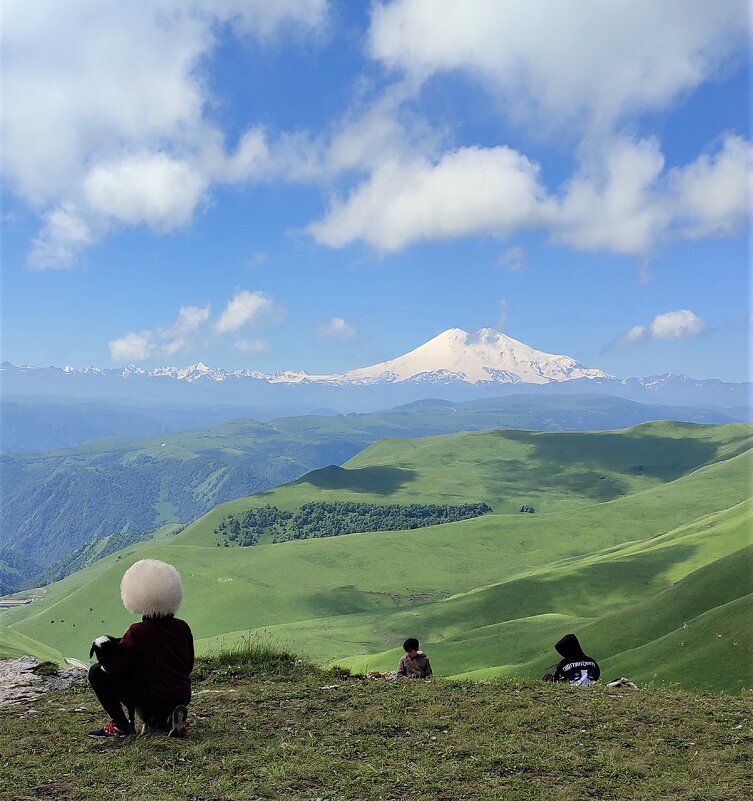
[2,422,751,691]
[0,623,65,663]
[0,394,742,590]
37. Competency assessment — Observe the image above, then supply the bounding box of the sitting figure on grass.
[395,637,433,680]
[543,633,600,686]
[87,559,194,739]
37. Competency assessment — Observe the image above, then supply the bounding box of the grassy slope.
[247,501,753,688]
[0,623,64,662]
[4,423,752,691]
[0,649,751,801]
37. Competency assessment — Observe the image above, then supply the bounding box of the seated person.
[549,633,600,686]
[395,637,433,679]
[87,559,194,738]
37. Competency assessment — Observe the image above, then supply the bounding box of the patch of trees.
[215,501,493,547]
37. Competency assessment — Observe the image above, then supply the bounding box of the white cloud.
[667,134,751,239]
[617,310,707,347]
[497,299,510,329]
[497,246,525,271]
[158,305,211,355]
[318,317,357,340]
[310,133,751,257]
[309,146,550,250]
[2,1,328,268]
[28,204,93,270]
[215,290,282,334]
[234,339,269,355]
[108,293,283,363]
[553,137,668,255]
[368,0,746,133]
[109,331,155,363]
[554,134,751,255]
[83,153,208,231]
[617,325,649,347]
[650,310,707,340]
[109,304,211,362]
[312,2,747,258]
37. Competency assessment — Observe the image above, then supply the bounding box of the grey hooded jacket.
[395,651,433,679]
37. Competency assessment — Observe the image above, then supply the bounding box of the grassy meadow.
[2,422,751,692]
[0,644,751,801]
[0,623,64,662]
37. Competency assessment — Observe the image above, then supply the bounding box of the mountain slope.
[4,423,751,692]
[3,397,741,589]
[290,328,611,384]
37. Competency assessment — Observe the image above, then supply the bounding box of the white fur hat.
[120,559,184,617]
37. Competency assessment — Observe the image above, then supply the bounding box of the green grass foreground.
[1,645,751,801]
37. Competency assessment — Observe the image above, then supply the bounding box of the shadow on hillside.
[297,465,417,495]
[483,457,630,502]
[473,542,700,632]
[499,430,723,484]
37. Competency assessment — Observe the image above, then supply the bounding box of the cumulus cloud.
[617,310,707,347]
[109,331,155,363]
[553,137,668,255]
[82,153,208,231]
[28,204,93,270]
[109,304,211,362]
[368,0,746,133]
[555,134,751,255]
[300,1,748,257]
[318,317,357,340]
[666,134,751,239]
[650,310,707,340]
[309,146,550,250]
[215,290,282,334]
[2,0,328,268]
[159,305,211,355]
[311,134,751,256]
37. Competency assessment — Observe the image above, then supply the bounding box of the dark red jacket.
[102,615,194,702]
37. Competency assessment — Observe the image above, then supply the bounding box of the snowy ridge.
[1,329,611,386]
[284,328,612,385]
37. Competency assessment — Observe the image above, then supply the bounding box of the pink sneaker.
[87,720,133,738]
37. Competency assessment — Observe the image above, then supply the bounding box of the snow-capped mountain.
[1,328,748,409]
[2,329,610,387]
[271,328,612,385]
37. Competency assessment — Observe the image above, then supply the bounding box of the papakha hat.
[120,559,184,617]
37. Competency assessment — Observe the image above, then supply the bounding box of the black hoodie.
[553,634,600,685]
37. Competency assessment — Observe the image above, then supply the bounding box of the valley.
[3,421,751,692]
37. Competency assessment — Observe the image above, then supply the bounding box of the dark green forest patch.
[214,501,493,546]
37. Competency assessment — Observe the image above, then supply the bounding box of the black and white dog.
[89,635,136,726]
[89,634,122,664]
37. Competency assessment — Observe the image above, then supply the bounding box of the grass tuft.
[192,634,346,683]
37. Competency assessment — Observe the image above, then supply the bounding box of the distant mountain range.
[2,328,749,409]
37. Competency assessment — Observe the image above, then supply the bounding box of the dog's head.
[89,634,122,661]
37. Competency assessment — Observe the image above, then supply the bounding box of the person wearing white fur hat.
[87,559,194,738]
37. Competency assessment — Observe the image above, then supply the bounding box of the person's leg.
[87,664,136,732]
[140,695,190,736]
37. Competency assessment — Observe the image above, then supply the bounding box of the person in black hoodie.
[545,633,600,686]
[87,559,194,738]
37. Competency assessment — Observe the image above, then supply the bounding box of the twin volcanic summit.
[1,328,746,409]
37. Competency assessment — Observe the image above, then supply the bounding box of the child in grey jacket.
[395,638,433,679]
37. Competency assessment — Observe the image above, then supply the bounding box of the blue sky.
[1,1,750,381]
